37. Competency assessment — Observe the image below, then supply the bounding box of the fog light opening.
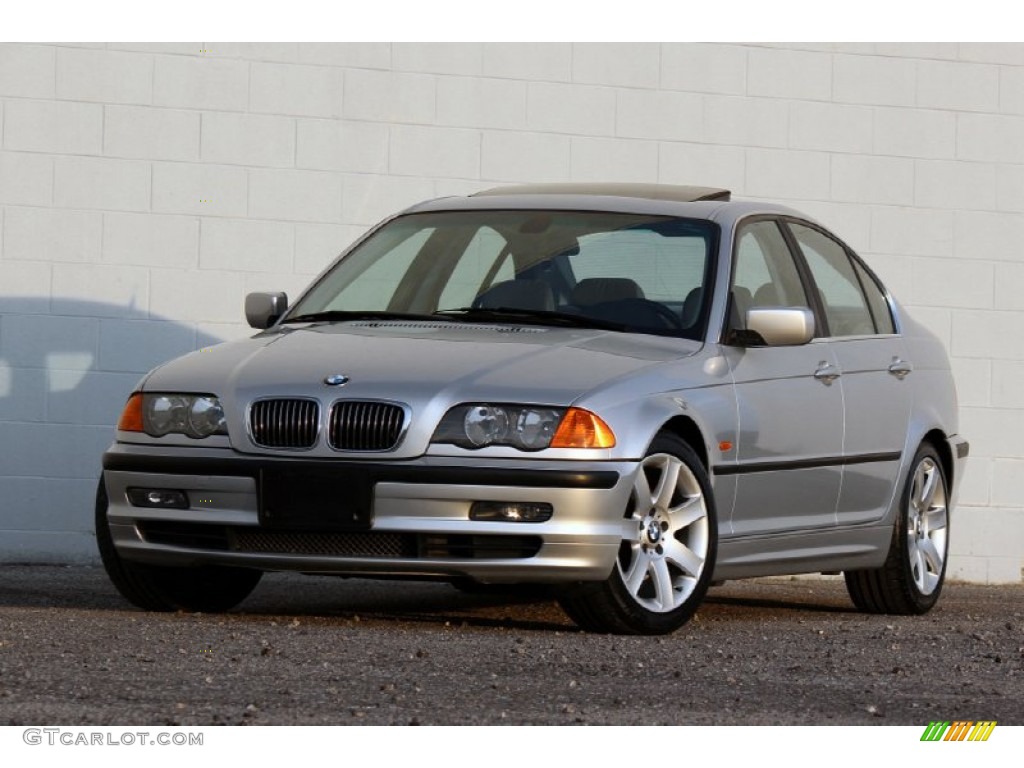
[469,501,553,523]
[126,488,190,510]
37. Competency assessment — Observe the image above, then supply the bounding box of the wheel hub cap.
[646,519,662,545]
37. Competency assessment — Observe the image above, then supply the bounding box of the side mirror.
[744,307,815,346]
[245,292,288,329]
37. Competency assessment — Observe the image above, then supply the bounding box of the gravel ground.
[0,565,1021,726]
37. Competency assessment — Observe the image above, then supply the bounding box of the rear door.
[785,221,910,527]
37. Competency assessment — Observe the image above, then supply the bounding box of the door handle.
[814,362,841,384]
[888,358,913,379]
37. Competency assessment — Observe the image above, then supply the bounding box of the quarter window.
[852,258,896,335]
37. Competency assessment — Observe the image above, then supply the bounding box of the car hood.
[142,320,702,456]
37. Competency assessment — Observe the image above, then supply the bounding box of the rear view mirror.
[245,292,288,329]
[744,307,815,346]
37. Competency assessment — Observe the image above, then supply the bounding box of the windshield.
[287,210,717,339]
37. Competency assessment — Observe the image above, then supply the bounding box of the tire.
[559,433,717,634]
[844,443,950,615]
[95,479,262,613]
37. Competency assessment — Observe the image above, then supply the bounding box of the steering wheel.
[647,300,686,330]
[581,298,684,331]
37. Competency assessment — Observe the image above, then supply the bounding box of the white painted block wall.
[0,42,1020,583]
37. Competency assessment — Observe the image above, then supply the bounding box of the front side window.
[287,210,717,339]
[729,219,810,334]
[733,219,809,309]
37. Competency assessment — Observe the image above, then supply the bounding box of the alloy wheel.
[907,456,948,595]
[617,452,710,613]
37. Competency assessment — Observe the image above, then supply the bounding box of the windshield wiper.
[282,310,452,324]
[434,307,630,332]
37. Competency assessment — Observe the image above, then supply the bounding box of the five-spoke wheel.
[906,454,948,596]
[559,433,717,634]
[845,442,949,614]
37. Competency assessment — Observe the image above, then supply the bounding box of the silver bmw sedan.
[98,183,968,634]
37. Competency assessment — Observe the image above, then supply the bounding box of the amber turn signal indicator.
[117,392,144,432]
[550,408,616,449]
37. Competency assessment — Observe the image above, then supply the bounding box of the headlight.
[432,404,614,451]
[187,396,227,437]
[145,394,189,436]
[118,392,228,439]
[463,405,511,446]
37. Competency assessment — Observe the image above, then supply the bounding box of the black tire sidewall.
[95,476,261,612]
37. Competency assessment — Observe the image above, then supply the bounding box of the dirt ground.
[0,566,1021,725]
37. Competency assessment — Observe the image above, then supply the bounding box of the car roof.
[402,183,808,228]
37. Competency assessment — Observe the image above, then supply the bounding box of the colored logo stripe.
[921,721,949,741]
[920,721,996,742]
[968,722,997,742]
[945,722,973,741]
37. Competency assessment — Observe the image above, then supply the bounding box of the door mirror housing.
[245,292,288,329]
[742,307,815,346]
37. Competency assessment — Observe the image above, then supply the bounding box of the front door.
[721,219,844,536]
[726,342,845,535]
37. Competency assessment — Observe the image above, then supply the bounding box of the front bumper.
[101,443,638,583]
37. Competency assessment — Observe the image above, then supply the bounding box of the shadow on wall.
[0,297,223,564]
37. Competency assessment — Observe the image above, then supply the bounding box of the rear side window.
[788,223,876,337]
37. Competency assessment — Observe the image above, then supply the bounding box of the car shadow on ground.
[704,591,857,615]
[0,566,578,631]
[0,566,859,634]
